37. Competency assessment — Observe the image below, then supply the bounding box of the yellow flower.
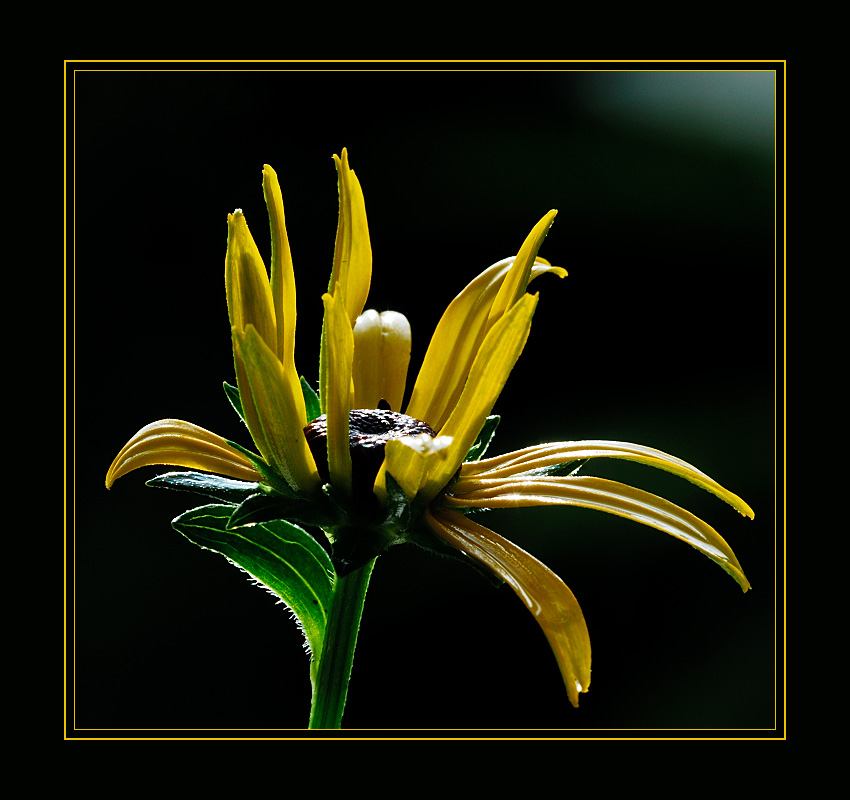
[106,150,753,711]
[369,212,753,709]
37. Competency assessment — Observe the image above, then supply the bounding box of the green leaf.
[464,415,500,462]
[301,376,322,422]
[227,491,339,534]
[172,504,335,659]
[146,471,259,503]
[223,381,246,423]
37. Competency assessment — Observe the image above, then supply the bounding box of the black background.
[68,62,782,737]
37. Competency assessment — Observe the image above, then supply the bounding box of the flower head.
[106,150,752,712]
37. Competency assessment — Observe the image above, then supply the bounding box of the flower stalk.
[309,557,376,729]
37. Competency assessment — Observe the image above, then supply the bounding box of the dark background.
[70,63,780,737]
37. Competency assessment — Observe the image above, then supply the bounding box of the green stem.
[308,557,376,729]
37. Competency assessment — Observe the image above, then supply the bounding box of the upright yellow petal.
[426,508,591,708]
[352,310,412,412]
[262,165,297,367]
[225,210,276,353]
[420,293,539,502]
[487,210,557,330]
[233,325,320,495]
[329,149,372,325]
[105,419,263,488]
[406,257,565,431]
[320,290,354,495]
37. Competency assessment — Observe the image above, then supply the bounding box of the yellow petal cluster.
[106,150,752,710]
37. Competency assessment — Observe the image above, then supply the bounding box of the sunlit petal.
[262,164,297,367]
[233,325,320,494]
[352,310,412,412]
[320,289,354,495]
[487,210,557,329]
[420,293,538,503]
[375,433,454,501]
[426,508,591,708]
[105,419,263,488]
[459,440,754,518]
[329,148,372,325]
[444,475,750,591]
[225,210,276,353]
[406,257,565,431]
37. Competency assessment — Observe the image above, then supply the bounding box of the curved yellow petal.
[233,325,320,495]
[444,475,751,592]
[459,440,754,518]
[352,309,412,412]
[329,148,371,325]
[406,257,565,431]
[225,210,276,353]
[426,508,591,708]
[105,419,263,488]
[320,289,354,495]
[420,293,538,503]
[262,164,297,367]
[487,210,557,329]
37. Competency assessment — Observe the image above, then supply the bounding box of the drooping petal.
[425,508,591,708]
[329,149,372,325]
[105,419,263,488]
[352,310,412,412]
[406,257,565,431]
[459,440,754,518]
[419,293,539,503]
[262,164,297,367]
[225,210,277,353]
[233,325,320,495]
[320,289,354,495]
[444,475,751,592]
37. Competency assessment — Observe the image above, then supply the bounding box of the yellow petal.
[225,210,276,352]
[406,257,565,431]
[444,475,751,592]
[105,419,263,488]
[459,440,754,518]
[375,433,453,502]
[419,293,538,503]
[233,325,320,495]
[320,290,354,495]
[262,165,297,367]
[487,210,557,329]
[426,508,591,708]
[352,309,412,412]
[329,148,372,324]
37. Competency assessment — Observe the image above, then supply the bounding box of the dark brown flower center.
[304,408,437,505]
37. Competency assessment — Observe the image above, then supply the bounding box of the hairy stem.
[308,557,376,729]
